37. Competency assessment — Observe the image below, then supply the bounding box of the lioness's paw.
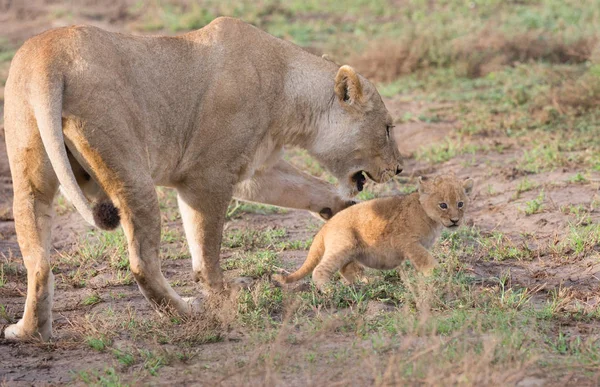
[4,320,51,342]
[182,296,205,314]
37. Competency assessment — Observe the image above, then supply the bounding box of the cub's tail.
[274,232,326,285]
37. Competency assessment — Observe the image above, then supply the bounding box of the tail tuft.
[93,201,120,230]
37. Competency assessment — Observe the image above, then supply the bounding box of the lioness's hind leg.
[118,181,190,315]
[5,138,58,341]
[67,147,105,202]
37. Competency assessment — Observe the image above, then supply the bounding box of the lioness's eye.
[458,201,464,208]
[439,203,448,209]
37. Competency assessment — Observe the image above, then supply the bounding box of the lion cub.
[275,174,473,289]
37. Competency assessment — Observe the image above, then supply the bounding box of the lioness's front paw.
[182,296,205,314]
[4,319,51,342]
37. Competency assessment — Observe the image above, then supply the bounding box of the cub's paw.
[420,265,436,277]
[315,282,336,295]
[271,273,288,287]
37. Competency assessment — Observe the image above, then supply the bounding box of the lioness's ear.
[334,65,363,105]
[463,178,474,195]
[418,176,429,194]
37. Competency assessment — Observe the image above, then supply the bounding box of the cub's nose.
[395,166,403,175]
[450,218,459,224]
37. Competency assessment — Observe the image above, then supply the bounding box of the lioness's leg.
[119,182,190,314]
[177,186,231,291]
[234,159,354,220]
[5,138,58,341]
[61,118,189,313]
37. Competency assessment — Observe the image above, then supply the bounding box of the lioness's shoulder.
[201,17,262,38]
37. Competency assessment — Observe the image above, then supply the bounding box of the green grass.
[75,367,126,387]
[513,178,538,199]
[522,190,545,215]
[223,227,287,249]
[416,139,481,164]
[86,335,111,351]
[569,172,588,184]
[82,293,103,306]
[222,250,280,278]
[227,200,284,219]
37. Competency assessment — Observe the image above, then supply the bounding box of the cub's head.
[313,65,404,197]
[417,174,474,228]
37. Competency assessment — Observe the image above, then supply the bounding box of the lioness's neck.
[274,53,339,149]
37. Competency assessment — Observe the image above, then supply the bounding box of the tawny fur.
[3,17,403,341]
[276,174,474,289]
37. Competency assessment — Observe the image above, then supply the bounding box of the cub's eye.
[386,125,394,139]
[439,203,448,209]
[458,201,464,208]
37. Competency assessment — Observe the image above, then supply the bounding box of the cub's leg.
[340,261,366,284]
[404,244,437,276]
[4,125,58,341]
[312,238,356,290]
[177,184,231,291]
[234,159,354,220]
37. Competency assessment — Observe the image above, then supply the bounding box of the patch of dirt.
[389,100,455,157]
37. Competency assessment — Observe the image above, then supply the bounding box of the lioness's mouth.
[351,171,367,192]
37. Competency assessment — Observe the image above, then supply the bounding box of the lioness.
[4,17,403,340]
[275,174,473,289]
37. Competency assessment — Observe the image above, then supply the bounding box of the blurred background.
[2,0,599,134]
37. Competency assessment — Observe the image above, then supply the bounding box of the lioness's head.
[417,174,474,228]
[313,65,404,197]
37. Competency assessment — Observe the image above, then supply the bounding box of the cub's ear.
[417,176,429,194]
[334,65,363,105]
[463,178,474,195]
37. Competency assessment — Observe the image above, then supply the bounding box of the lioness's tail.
[276,232,326,284]
[32,74,120,230]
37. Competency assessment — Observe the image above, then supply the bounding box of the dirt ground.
[1,1,600,386]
